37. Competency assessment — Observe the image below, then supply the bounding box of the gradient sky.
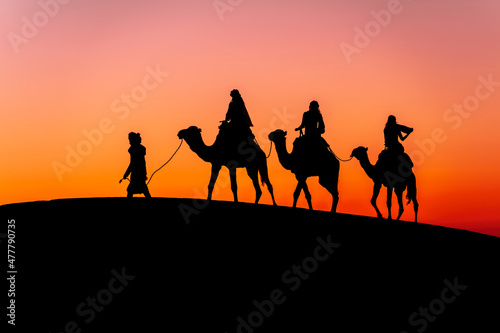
[1,0,499,236]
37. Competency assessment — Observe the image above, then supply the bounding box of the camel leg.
[395,187,404,221]
[407,174,418,223]
[293,182,302,208]
[386,187,393,220]
[294,177,312,210]
[229,167,238,203]
[258,163,277,206]
[371,183,383,219]
[247,167,262,204]
[302,181,313,210]
[207,164,221,201]
[319,175,339,213]
[265,180,277,206]
[330,185,339,214]
[414,199,419,223]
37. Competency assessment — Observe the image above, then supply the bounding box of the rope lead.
[146,139,184,185]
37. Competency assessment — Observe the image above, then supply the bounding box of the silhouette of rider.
[378,115,414,171]
[224,89,254,140]
[294,101,330,160]
[295,100,325,138]
[384,115,413,155]
[120,132,151,198]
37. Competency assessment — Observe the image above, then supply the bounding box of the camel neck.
[186,135,212,163]
[359,155,377,180]
[274,138,293,171]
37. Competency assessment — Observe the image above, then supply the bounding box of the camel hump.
[293,135,329,150]
[402,153,413,168]
[291,135,333,172]
[377,150,414,171]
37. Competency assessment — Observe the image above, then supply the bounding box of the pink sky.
[1,0,500,236]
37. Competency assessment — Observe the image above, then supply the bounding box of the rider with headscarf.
[294,100,330,159]
[219,89,256,154]
[384,115,413,155]
[225,89,253,136]
[295,100,325,137]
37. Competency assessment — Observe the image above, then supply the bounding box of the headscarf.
[231,89,253,127]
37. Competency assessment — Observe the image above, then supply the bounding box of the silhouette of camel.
[350,146,418,222]
[268,129,339,212]
[177,126,277,205]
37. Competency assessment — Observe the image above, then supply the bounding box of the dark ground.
[1,197,499,332]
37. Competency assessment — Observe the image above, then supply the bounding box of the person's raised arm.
[225,103,232,122]
[295,113,306,131]
[399,125,413,141]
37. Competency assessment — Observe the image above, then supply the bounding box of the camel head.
[178,126,202,141]
[268,129,287,143]
[350,146,369,161]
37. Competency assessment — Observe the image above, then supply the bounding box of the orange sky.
[1,0,499,237]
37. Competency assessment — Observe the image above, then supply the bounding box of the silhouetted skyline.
[3,0,500,237]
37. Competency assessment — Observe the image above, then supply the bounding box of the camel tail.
[259,167,267,187]
[406,173,417,205]
[258,156,269,188]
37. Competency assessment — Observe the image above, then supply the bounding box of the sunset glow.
[1,0,499,236]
